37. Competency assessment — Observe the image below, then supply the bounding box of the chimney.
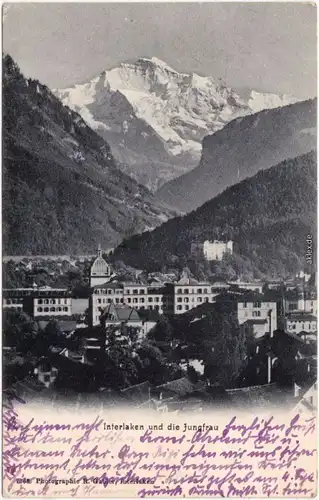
[267,354,272,384]
[267,309,273,384]
[268,309,272,338]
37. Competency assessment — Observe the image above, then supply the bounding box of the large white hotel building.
[89,250,228,325]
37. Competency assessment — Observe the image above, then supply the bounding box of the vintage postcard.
[1,2,317,498]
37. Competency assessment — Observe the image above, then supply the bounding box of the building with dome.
[90,245,111,287]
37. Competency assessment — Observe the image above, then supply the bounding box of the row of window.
[288,304,315,313]
[242,311,263,318]
[94,287,221,296]
[4,298,23,305]
[176,288,212,294]
[5,291,68,297]
[176,297,210,303]
[97,298,123,305]
[128,297,162,304]
[145,305,161,311]
[36,307,70,313]
[94,288,164,295]
[288,319,317,324]
[242,302,262,308]
[96,296,162,304]
[4,305,23,311]
[252,311,261,317]
[288,323,316,330]
[176,305,190,311]
[96,287,220,295]
[36,298,69,305]
[4,298,70,305]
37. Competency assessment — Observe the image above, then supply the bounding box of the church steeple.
[90,244,111,287]
[97,243,102,258]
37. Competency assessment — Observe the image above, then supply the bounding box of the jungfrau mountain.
[55,57,298,190]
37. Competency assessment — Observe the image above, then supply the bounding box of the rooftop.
[244,319,268,325]
[215,291,278,303]
[226,383,290,409]
[3,376,46,403]
[121,381,151,404]
[286,312,317,322]
[93,282,123,290]
[3,287,71,297]
[90,251,110,276]
[101,302,141,322]
[38,320,77,333]
[155,377,201,397]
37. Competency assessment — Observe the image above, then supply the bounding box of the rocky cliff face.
[55,57,298,190]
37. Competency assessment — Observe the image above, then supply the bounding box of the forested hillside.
[2,55,171,255]
[112,151,317,278]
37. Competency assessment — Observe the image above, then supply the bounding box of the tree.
[3,311,38,352]
[187,365,199,384]
[98,346,139,389]
[202,306,248,388]
[147,317,174,344]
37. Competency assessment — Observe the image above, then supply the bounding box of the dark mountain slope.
[2,55,171,255]
[156,99,317,212]
[112,151,317,278]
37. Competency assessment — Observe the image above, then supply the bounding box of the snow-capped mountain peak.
[247,90,297,113]
[54,57,299,190]
[137,56,178,73]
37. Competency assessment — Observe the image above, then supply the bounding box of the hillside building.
[191,240,233,261]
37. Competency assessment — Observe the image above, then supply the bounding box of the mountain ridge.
[55,57,298,190]
[156,98,317,212]
[2,54,172,255]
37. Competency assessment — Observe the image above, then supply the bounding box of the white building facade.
[284,297,317,316]
[3,288,72,318]
[173,283,220,314]
[90,283,171,326]
[237,299,278,334]
[285,313,317,335]
[191,240,233,261]
[89,280,225,324]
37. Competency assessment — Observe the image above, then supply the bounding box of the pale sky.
[2,2,317,98]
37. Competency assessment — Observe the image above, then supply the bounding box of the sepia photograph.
[2,2,317,497]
